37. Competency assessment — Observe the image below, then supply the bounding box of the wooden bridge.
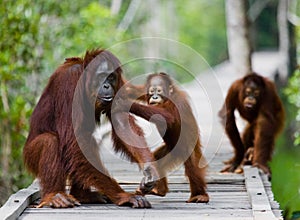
[0,52,283,220]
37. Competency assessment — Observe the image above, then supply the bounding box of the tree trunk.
[225,0,252,75]
[277,0,297,83]
[117,0,141,32]
[110,0,122,15]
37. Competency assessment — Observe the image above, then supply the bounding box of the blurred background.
[0,0,299,218]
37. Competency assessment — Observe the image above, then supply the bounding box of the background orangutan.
[23,49,159,208]
[218,72,284,175]
[124,72,209,203]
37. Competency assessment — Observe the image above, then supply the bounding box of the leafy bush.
[285,69,300,146]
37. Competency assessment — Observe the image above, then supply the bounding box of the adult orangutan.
[122,72,209,203]
[23,49,159,208]
[219,72,284,175]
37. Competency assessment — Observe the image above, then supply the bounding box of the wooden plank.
[244,166,282,220]
[119,183,247,192]
[20,200,254,220]
[113,172,245,184]
[18,181,253,220]
[19,210,254,220]
[0,180,40,220]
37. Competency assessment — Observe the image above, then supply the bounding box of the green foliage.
[115,1,227,82]
[0,0,42,194]
[33,1,125,77]
[53,2,120,56]
[285,69,300,146]
[271,149,300,219]
[176,0,227,66]
[273,26,300,219]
